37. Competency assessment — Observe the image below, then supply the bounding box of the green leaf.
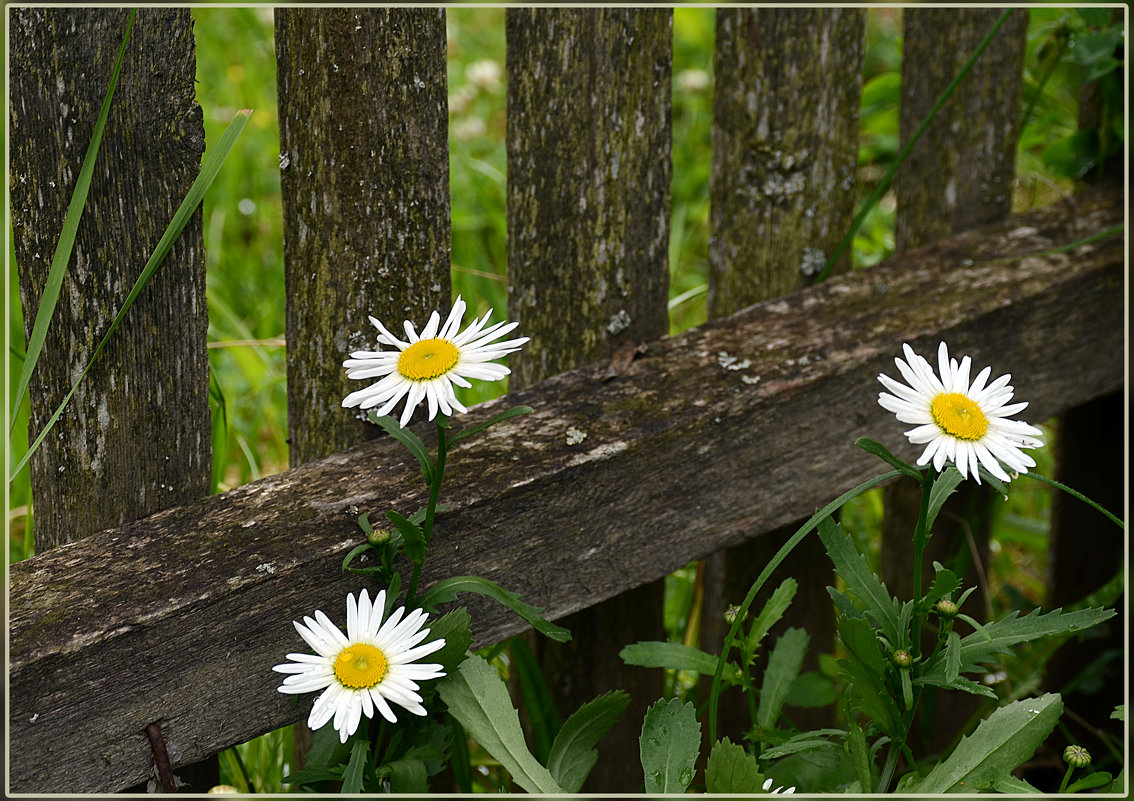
[925,466,964,532]
[303,722,352,773]
[280,766,343,786]
[510,636,561,762]
[705,737,766,793]
[1111,705,1125,721]
[387,758,428,793]
[759,730,846,760]
[912,672,997,700]
[449,405,534,443]
[922,607,1116,680]
[619,641,742,685]
[987,774,1043,793]
[784,671,836,708]
[10,10,135,433]
[547,691,631,793]
[341,542,372,573]
[757,628,809,730]
[367,412,434,484]
[207,368,227,494]
[422,607,472,677]
[923,562,960,608]
[819,516,902,644]
[417,575,571,642]
[848,721,873,792]
[1066,771,1113,793]
[340,738,369,794]
[640,698,700,794]
[436,654,564,794]
[855,438,923,480]
[837,615,889,675]
[945,630,961,683]
[746,577,798,657]
[837,657,900,735]
[386,510,426,564]
[916,693,1063,793]
[12,109,252,481]
[1071,30,1123,66]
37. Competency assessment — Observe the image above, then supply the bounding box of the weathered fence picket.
[9,8,210,550]
[504,8,672,789]
[6,6,1125,795]
[702,7,866,743]
[275,8,452,465]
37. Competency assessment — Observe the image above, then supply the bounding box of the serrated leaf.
[422,608,472,677]
[922,607,1116,680]
[1066,771,1113,792]
[856,438,923,480]
[837,658,900,735]
[759,730,846,760]
[619,641,742,685]
[1111,705,1124,721]
[848,721,873,792]
[757,628,809,730]
[640,698,700,794]
[417,575,570,642]
[705,737,766,793]
[547,691,630,793]
[988,774,1043,793]
[449,405,533,443]
[341,739,369,794]
[303,722,352,773]
[912,672,998,699]
[827,586,865,620]
[945,630,961,682]
[925,466,964,534]
[436,654,564,794]
[368,412,434,484]
[837,616,888,675]
[387,758,428,793]
[510,636,561,762]
[916,694,1063,793]
[923,563,960,608]
[746,577,798,657]
[819,516,902,644]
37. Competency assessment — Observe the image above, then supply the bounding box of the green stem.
[1022,471,1124,529]
[708,469,902,744]
[406,416,449,605]
[1019,32,1068,131]
[876,740,901,793]
[814,8,1015,284]
[911,471,934,659]
[1058,764,1075,794]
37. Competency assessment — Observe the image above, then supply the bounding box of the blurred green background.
[6,7,1120,791]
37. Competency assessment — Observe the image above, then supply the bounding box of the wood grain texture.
[7,188,1123,793]
[9,8,210,549]
[709,8,865,313]
[895,8,1029,251]
[503,9,673,789]
[275,8,451,465]
[505,8,671,388]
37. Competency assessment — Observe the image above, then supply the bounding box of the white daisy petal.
[274,590,447,741]
[342,302,528,427]
[876,342,1043,484]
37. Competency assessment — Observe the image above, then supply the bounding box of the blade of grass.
[10,9,136,431]
[10,110,252,482]
[814,8,1015,283]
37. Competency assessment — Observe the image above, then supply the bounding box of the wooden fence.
[7,7,1124,794]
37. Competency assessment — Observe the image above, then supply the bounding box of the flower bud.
[724,605,746,625]
[367,527,392,547]
[1063,745,1091,769]
[935,599,959,618]
[891,649,912,668]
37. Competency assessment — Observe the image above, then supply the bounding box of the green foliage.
[620,641,743,685]
[756,628,809,731]
[818,516,902,645]
[705,737,766,793]
[913,694,1063,792]
[508,636,561,763]
[437,654,565,794]
[416,574,571,643]
[546,691,631,793]
[639,698,700,794]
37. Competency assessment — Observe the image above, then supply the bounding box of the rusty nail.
[144,722,177,793]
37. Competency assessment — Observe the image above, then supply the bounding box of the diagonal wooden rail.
[7,187,1123,793]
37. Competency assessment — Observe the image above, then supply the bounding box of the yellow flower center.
[333,643,388,689]
[930,392,989,442]
[397,338,460,381]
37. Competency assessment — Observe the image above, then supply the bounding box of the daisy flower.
[342,296,528,427]
[273,589,445,743]
[877,342,1043,484]
[763,777,797,794]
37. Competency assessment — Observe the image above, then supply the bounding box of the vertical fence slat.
[10,8,211,553]
[10,7,216,791]
[505,7,671,791]
[703,6,866,742]
[275,8,451,467]
[880,7,1029,756]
